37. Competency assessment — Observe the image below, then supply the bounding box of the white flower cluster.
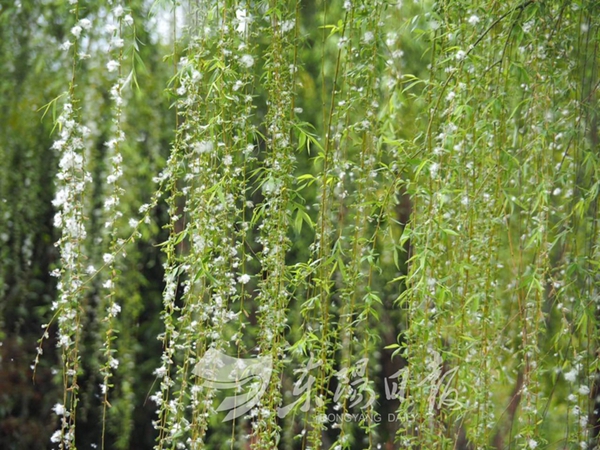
[60,15,93,54]
[96,4,131,418]
[103,141,125,229]
[467,15,480,26]
[240,54,254,68]
[49,95,91,450]
[51,102,91,311]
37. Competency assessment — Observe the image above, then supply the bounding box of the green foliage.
[1,0,600,449]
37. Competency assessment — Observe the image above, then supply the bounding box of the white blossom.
[53,403,66,416]
[564,368,578,382]
[111,37,124,48]
[78,18,92,30]
[107,60,120,73]
[468,15,480,25]
[50,430,62,443]
[193,141,213,154]
[240,54,254,68]
[239,274,251,284]
[108,303,121,316]
[154,366,168,378]
[281,20,295,33]
[71,25,82,38]
[60,41,73,51]
[429,162,440,178]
